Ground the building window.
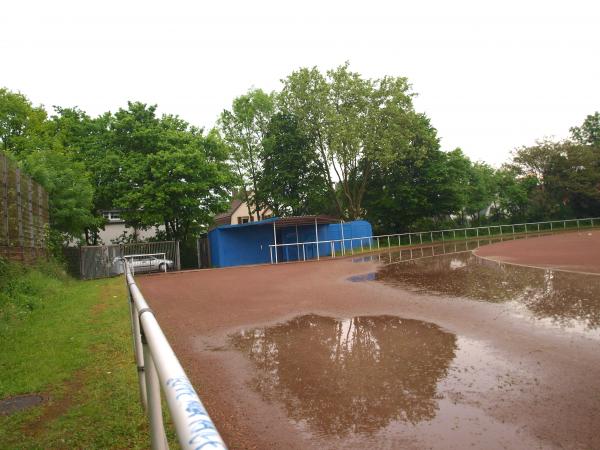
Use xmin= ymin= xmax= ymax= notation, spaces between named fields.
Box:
xmin=238 ymin=216 xmax=250 ymax=224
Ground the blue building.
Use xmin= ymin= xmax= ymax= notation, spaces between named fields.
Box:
xmin=208 ymin=216 xmax=373 ymax=268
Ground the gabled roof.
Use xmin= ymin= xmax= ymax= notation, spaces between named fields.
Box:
xmin=214 ymin=198 xmax=244 ymax=220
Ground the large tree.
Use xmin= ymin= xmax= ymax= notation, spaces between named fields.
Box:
xmin=219 ymin=89 xmax=274 ymax=219
xmin=258 ymin=113 xmax=331 ymax=216
xmin=278 ymin=63 xmax=434 ymax=220
xmin=112 ymin=103 xmax=234 ymax=241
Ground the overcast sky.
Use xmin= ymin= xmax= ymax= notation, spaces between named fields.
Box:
xmin=2 ymin=0 xmax=599 ymax=166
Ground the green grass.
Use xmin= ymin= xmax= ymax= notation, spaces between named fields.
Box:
xmin=0 ymin=258 xmax=175 ymax=449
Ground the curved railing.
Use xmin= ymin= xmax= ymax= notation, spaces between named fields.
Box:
xmin=120 ymin=258 xmax=227 ymax=450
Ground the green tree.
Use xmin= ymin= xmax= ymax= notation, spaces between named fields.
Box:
xmin=46 ymin=107 xmax=114 ymax=244
xmin=0 ymin=88 xmax=48 ymax=156
xmin=570 ymin=112 xmax=600 ymax=146
xmin=279 ymin=63 xmax=433 ymax=220
xmin=219 ymin=89 xmax=275 ymax=219
xmin=110 ymin=103 xmax=234 ymax=240
xmin=0 ymin=89 xmax=97 ymax=243
xmin=464 ymin=162 xmax=497 ymax=224
xmin=258 ymin=113 xmax=331 ymax=216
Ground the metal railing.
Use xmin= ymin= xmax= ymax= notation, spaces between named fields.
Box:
xmin=269 ymin=217 xmax=600 ymax=264
xmin=120 ymin=258 xmax=227 ymax=450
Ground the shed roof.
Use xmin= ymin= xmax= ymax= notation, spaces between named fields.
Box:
xmin=214 ymin=215 xmax=340 ymax=230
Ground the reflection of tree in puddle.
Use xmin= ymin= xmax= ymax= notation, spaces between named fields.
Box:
xmin=376 ymin=252 xmax=600 ymax=329
xmin=230 ymin=315 xmax=457 ymax=436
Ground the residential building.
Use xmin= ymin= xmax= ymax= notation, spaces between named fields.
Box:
xmin=213 ymin=197 xmax=272 ymax=227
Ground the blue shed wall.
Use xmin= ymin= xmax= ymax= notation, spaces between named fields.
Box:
xmin=209 ymin=219 xmax=372 ymax=268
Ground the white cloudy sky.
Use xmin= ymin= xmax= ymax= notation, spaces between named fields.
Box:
xmin=1 ymin=0 xmax=599 ymax=166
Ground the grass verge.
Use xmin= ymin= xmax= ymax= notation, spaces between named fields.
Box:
xmin=0 ymin=258 xmax=175 ymax=449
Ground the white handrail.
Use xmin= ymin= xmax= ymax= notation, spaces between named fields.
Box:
xmin=268 ymin=217 xmax=599 ymax=264
xmin=121 ymin=258 xmax=227 ymax=450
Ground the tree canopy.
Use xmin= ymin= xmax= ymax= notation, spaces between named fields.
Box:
xmin=2 ymin=65 xmax=599 ymax=250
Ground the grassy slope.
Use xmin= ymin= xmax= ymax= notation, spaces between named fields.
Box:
xmin=0 ymin=260 xmax=172 ymax=449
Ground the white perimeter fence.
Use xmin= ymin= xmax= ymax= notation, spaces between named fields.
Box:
xmin=120 ymin=258 xmax=227 ymax=450
xmin=269 ymin=217 xmax=600 ymax=264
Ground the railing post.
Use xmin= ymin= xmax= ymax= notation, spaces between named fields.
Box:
xmin=577 ymin=219 xmax=580 ymax=229
xmin=128 ymin=288 xmax=147 ymax=409
xmin=409 ymin=234 xmax=412 ymax=246
xmin=551 ymin=222 xmax=553 ymax=230
xmin=143 ymin=338 xmax=168 ymax=450
xmin=538 ymin=223 xmax=540 ymax=232
xmin=419 ymin=233 xmax=422 ymax=244
xmin=387 ymin=236 xmax=391 ymax=248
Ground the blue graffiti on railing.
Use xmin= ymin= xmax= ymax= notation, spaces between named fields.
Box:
xmin=166 ymin=377 xmax=227 ymax=450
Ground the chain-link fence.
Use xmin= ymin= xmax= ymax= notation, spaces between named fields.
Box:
xmin=65 ymin=241 xmax=181 ymax=280
xmin=1 ymin=153 xmax=49 ymax=262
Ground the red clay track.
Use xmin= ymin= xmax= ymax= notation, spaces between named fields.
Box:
xmin=137 ymin=231 xmax=600 ymax=449
xmin=474 ymin=230 xmax=600 ymax=273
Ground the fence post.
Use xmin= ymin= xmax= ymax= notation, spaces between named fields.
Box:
xmin=142 ymin=339 xmax=168 ymax=450
xmin=175 ymin=241 xmax=181 ymax=270
xmin=128 ymin=289 xmax=147 ymax=408
xmin=196 ymin=239 xmax=201 ymax=269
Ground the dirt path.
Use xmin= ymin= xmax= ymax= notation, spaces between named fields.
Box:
xmin=138 ymin=235 xmax=600 ymax=449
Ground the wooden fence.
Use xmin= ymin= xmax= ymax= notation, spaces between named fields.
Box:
xmin=0 ymin=153 xmax=49 ymax=262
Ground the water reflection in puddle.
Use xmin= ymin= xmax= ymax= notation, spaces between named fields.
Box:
xmin=230 ymin=315 xmax=531 ymax=445
xmin=231 ymin=315 xmax=457 ymax=436
xmin=357 ymin=249 xmax=600 ymax=331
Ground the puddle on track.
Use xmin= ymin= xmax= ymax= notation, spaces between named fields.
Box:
xmin=349 ymin=237 xmax=600 ymax=333
xmin=230 ymin=315 xmax=537 ymax=447
xmin=371 ymin=251 xmax=600 ymax=333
